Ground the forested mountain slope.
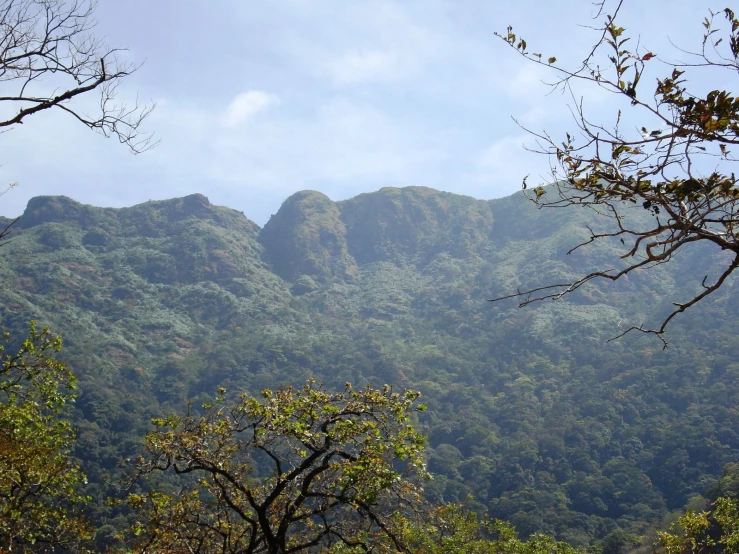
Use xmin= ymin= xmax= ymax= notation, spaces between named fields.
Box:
xmin=1 ymin=186 xmax=738 ymax=547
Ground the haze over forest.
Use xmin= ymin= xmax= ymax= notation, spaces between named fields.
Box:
xmin=3 ymin=0 xmax=739 ymax=552
xmin=2 ymin=187 xmax=739 ymax=549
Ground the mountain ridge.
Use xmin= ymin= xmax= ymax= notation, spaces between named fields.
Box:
xmin=1 ymin=185 xmax=738 ymax=545
xmin=6 ymin=185 xmax=589 ymax=284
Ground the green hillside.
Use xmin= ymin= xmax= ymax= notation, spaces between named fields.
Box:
xmin=1 ymin=186 xmax=738 ymax=548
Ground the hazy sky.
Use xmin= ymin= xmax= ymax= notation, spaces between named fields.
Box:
xmin=0 ymin=0 xmax=723 ymax=225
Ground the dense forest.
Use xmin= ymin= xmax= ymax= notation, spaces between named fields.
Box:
xmin=2 ymin=0 xmax=739 ymax=550
xmin=2 ymin=186 xmax=739 ymax=550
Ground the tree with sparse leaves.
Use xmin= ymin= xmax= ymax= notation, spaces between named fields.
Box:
xmin=0 ymin=322 xmax=91 ymax=553
xmin=127 ymin=382 xmax=428 ymax=554
xmin=492 ymin=1 xmax=739 ymax=346
xmin=0 ymin=0 xmax=155 ymax=240
xmin=0 ymin=0 xmax=155 ymax=151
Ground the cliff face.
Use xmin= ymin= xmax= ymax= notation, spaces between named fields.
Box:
xmin=6 ymin=186 xmax=700 ymax=294
xmin=259 ymin=190 xmax=358 ymax=283
xmin=258 ymin=186 xmax=497 ymax=283
xmin=4 ymin=186 xmax=691 ymax=299
xmin=10 ymin=187 xmax=617 ymax=290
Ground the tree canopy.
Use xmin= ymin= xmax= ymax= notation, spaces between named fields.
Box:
xmin=128 ymin=382 xmax=428 ymax=554
xmin=0 ymin=322 xmax=91 ymax=552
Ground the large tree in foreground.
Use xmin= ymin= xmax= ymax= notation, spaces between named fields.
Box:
xmin=658 ymin=497 xmax=739 ymax=554
xmin=128 ymin=383 xmax=428 ymax=554
xmin=0 ymin=322 xmax=91 ymax=552
xmin=492 ymin=1 xmax=739 ymax=346
xmin=357 ymin=504 xmax=584 ymax=554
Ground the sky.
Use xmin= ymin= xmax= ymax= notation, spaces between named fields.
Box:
xmin=0 ymin=0 xmax=724 ymax=226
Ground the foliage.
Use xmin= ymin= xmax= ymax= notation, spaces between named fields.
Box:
xmin=128 ymin=382 xmax=428 ymax=553
xmin=658 ymin=497 xmax=739 ymax=554
xmin=382 ymin=503 xmax=584 ymax=554
xmin=1 ymin=321 xmax=73 ymax=406
xmin=708 ymin=464 xmax=739 ymax=502
xmin=0 ymin=322 xmax=91 ymax=552
xmin=495 ymin=2 xmax=739 ymax=345
xmin=3 ymin=188 xmax=739 ymax=545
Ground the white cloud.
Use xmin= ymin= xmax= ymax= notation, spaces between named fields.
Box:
xmin=479 ymin=135 xmax=531 ymax=170
xmin=221 ymin=91 xmax=279 ymax=128
xmin=1 ymin=0 xmax=715 ymax=226
xmin=206 ymin=98 xmax=444 ymax=192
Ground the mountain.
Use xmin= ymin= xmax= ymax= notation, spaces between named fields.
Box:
xmin=1 ymin=186 xmax=738 ymax=547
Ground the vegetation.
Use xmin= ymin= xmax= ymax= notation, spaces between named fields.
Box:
xmin=1 ymin=187 xmax=738 ymax=550
xmin=127 ymin=383 xmax=428 ymax=553
xmin=495 ymin=2 xmax=739 ymax=345
xmin=0 ymin=323 xmax=90 ymax=552
xmin=374 ymin=504 xmax=585 ymax=554
xmin=1 ymin=2 xmax=739 ymax=552
xmin=658 ymin=497 xmax=739 ymax=554
xmin=0 ymin=1 xmax=152 ymax=549
xmin=657 ymin=464 xmax=739 ymax=554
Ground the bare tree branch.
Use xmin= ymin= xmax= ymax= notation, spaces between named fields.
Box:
xmin=0 ymin=0 xmax=156 ymax=156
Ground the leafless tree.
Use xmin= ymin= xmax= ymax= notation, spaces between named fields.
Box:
xmin=0 ymin=0 xmax=156 ymax=239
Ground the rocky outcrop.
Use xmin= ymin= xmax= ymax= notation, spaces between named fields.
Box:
xmin=259 ymin=191 xmax=358 ymax=283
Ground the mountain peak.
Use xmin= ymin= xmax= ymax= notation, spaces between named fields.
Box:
xmin=284 ymin=190 xmax=332 ymax=203
xmin=260 ymin=189 xmax=358 ymax=283
xmin=138 ymin=193 xmax=215 ymax=221
xmin=20 ymin=195 xmax=86 ymax=227
xmin=339 ymin=186 xmax=495 ymax=264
